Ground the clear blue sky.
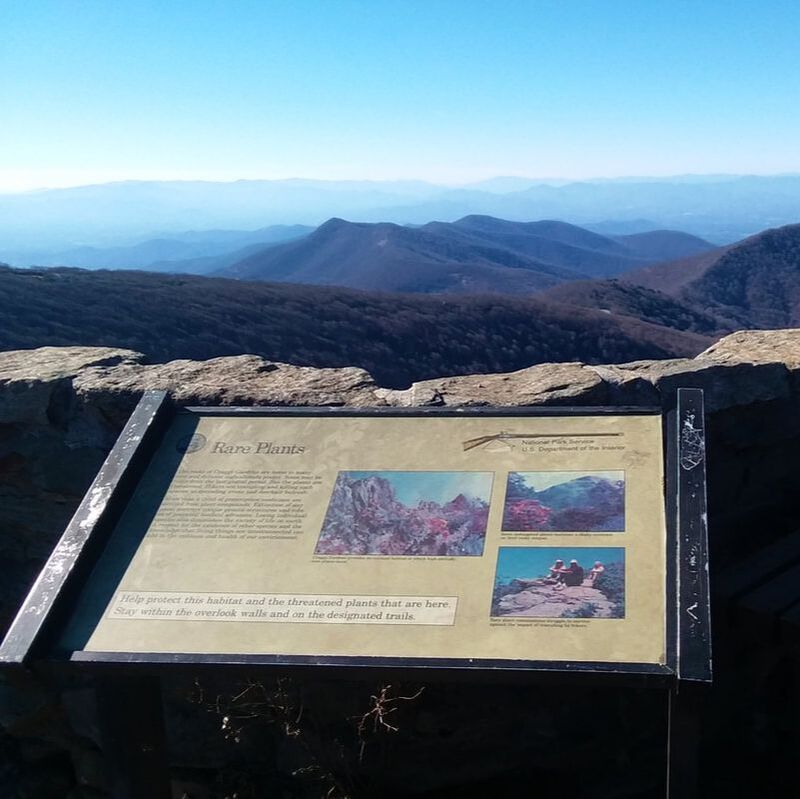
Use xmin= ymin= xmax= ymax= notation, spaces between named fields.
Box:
xmin=2 ymin=1 xmax=800 ymax=190
xmin=346 ymin=471 xmax=492 ymax=506
xmin=514 ymin=471 xmax=623 ymax=491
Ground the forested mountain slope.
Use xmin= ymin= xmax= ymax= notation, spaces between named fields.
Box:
xmin=626 ymin=223 xmax=800 ymax=328
xmin=0 ymin=266 xmax=712 ymax=388
xmin=541 ymin=280 xmax=727 ymax=335
xmin=218 ymin=216 xmax=713 ymax=293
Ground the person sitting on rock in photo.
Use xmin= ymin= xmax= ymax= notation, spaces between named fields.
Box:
xmin=546 ymin=559 xmax=565 ymax=583
xmin=588 ymin=561 xmax=605 ymax=584
xmin=560 ymin=559 xmax=585 ymax=587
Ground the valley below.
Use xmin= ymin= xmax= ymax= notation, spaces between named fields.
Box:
xmin=3 ymin=214 xmax=798 ymax=388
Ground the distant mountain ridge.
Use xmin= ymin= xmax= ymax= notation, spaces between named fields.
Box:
xmin=5 ymin=224 xmax=312 ymax=271
xmin=3 ymin=174 xmax=800 ymax=251
xmin=218 ymin=215 xmax=714 ymax=293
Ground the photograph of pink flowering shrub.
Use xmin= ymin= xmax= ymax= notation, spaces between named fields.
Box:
xmin=315 ymin=471 xmax=493 ymax=556
xmin=502 ymin=471 xmax=625 ymax=532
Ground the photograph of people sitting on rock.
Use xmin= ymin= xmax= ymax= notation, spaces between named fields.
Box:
xmin=501 ymin=471 xmax=625 ymax=532
xmin=491 ymin=547 xmax=625 ymax=618
xmin=314 ymin=470 xmax=492 ymax=556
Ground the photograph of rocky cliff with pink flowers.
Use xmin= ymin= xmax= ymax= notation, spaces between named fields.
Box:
xmin=315 ymin=471 xmax=493 ymax=556
xmin=502 ymin=471 xmax=625 ymax=532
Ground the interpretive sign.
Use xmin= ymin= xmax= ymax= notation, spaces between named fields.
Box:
xmin=51 ymin=408 xmax=669 ymax=669
xmin=0 ymin=392 xmax=712 ymax=799
xmin=1 ymin=392 xmax=711 ymax=683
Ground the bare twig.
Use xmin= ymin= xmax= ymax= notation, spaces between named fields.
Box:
xmin=354 ymin=684 xmax=425 ymax=761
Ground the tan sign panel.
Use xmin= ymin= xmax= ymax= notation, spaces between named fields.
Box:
xmin=63 ymin=413 xmax=666 ymax=665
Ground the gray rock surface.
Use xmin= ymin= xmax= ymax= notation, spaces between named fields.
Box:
xmin=4 ymin=327 xmax=795 ymax=423
xmin=0 ymin=346 xmax=143 ymax=384
xmin=383 ymin=362 xmax=607 ymax=407
xmin=495 ymin=579 xmax=615 ymax=618
xmin=699 ymin=329 xmax=800 ymax=368
xmin=74 ymin=355 xmax=380 ymax=408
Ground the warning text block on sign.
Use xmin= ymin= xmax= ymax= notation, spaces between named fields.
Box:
xmin=109 ymin=591 xmax=458 ymax=626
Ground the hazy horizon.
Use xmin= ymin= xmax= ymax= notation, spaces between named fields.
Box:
xmin=3 ymin=2 xmax=799 ymax=193
xmin=3 ymin=3 xmax=800 ymax=252
xmin=4 ymin=170 xmax=800 ymax=196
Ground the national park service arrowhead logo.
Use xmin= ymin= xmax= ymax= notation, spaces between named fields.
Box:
xmin=176 ymin=433 xmax=207 ymax=454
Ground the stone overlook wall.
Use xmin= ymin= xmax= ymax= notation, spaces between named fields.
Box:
xmin=2 ymin=330 xmax=800 ymax=798
xmin=2 ymin=329 xmax=798 ymax=624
